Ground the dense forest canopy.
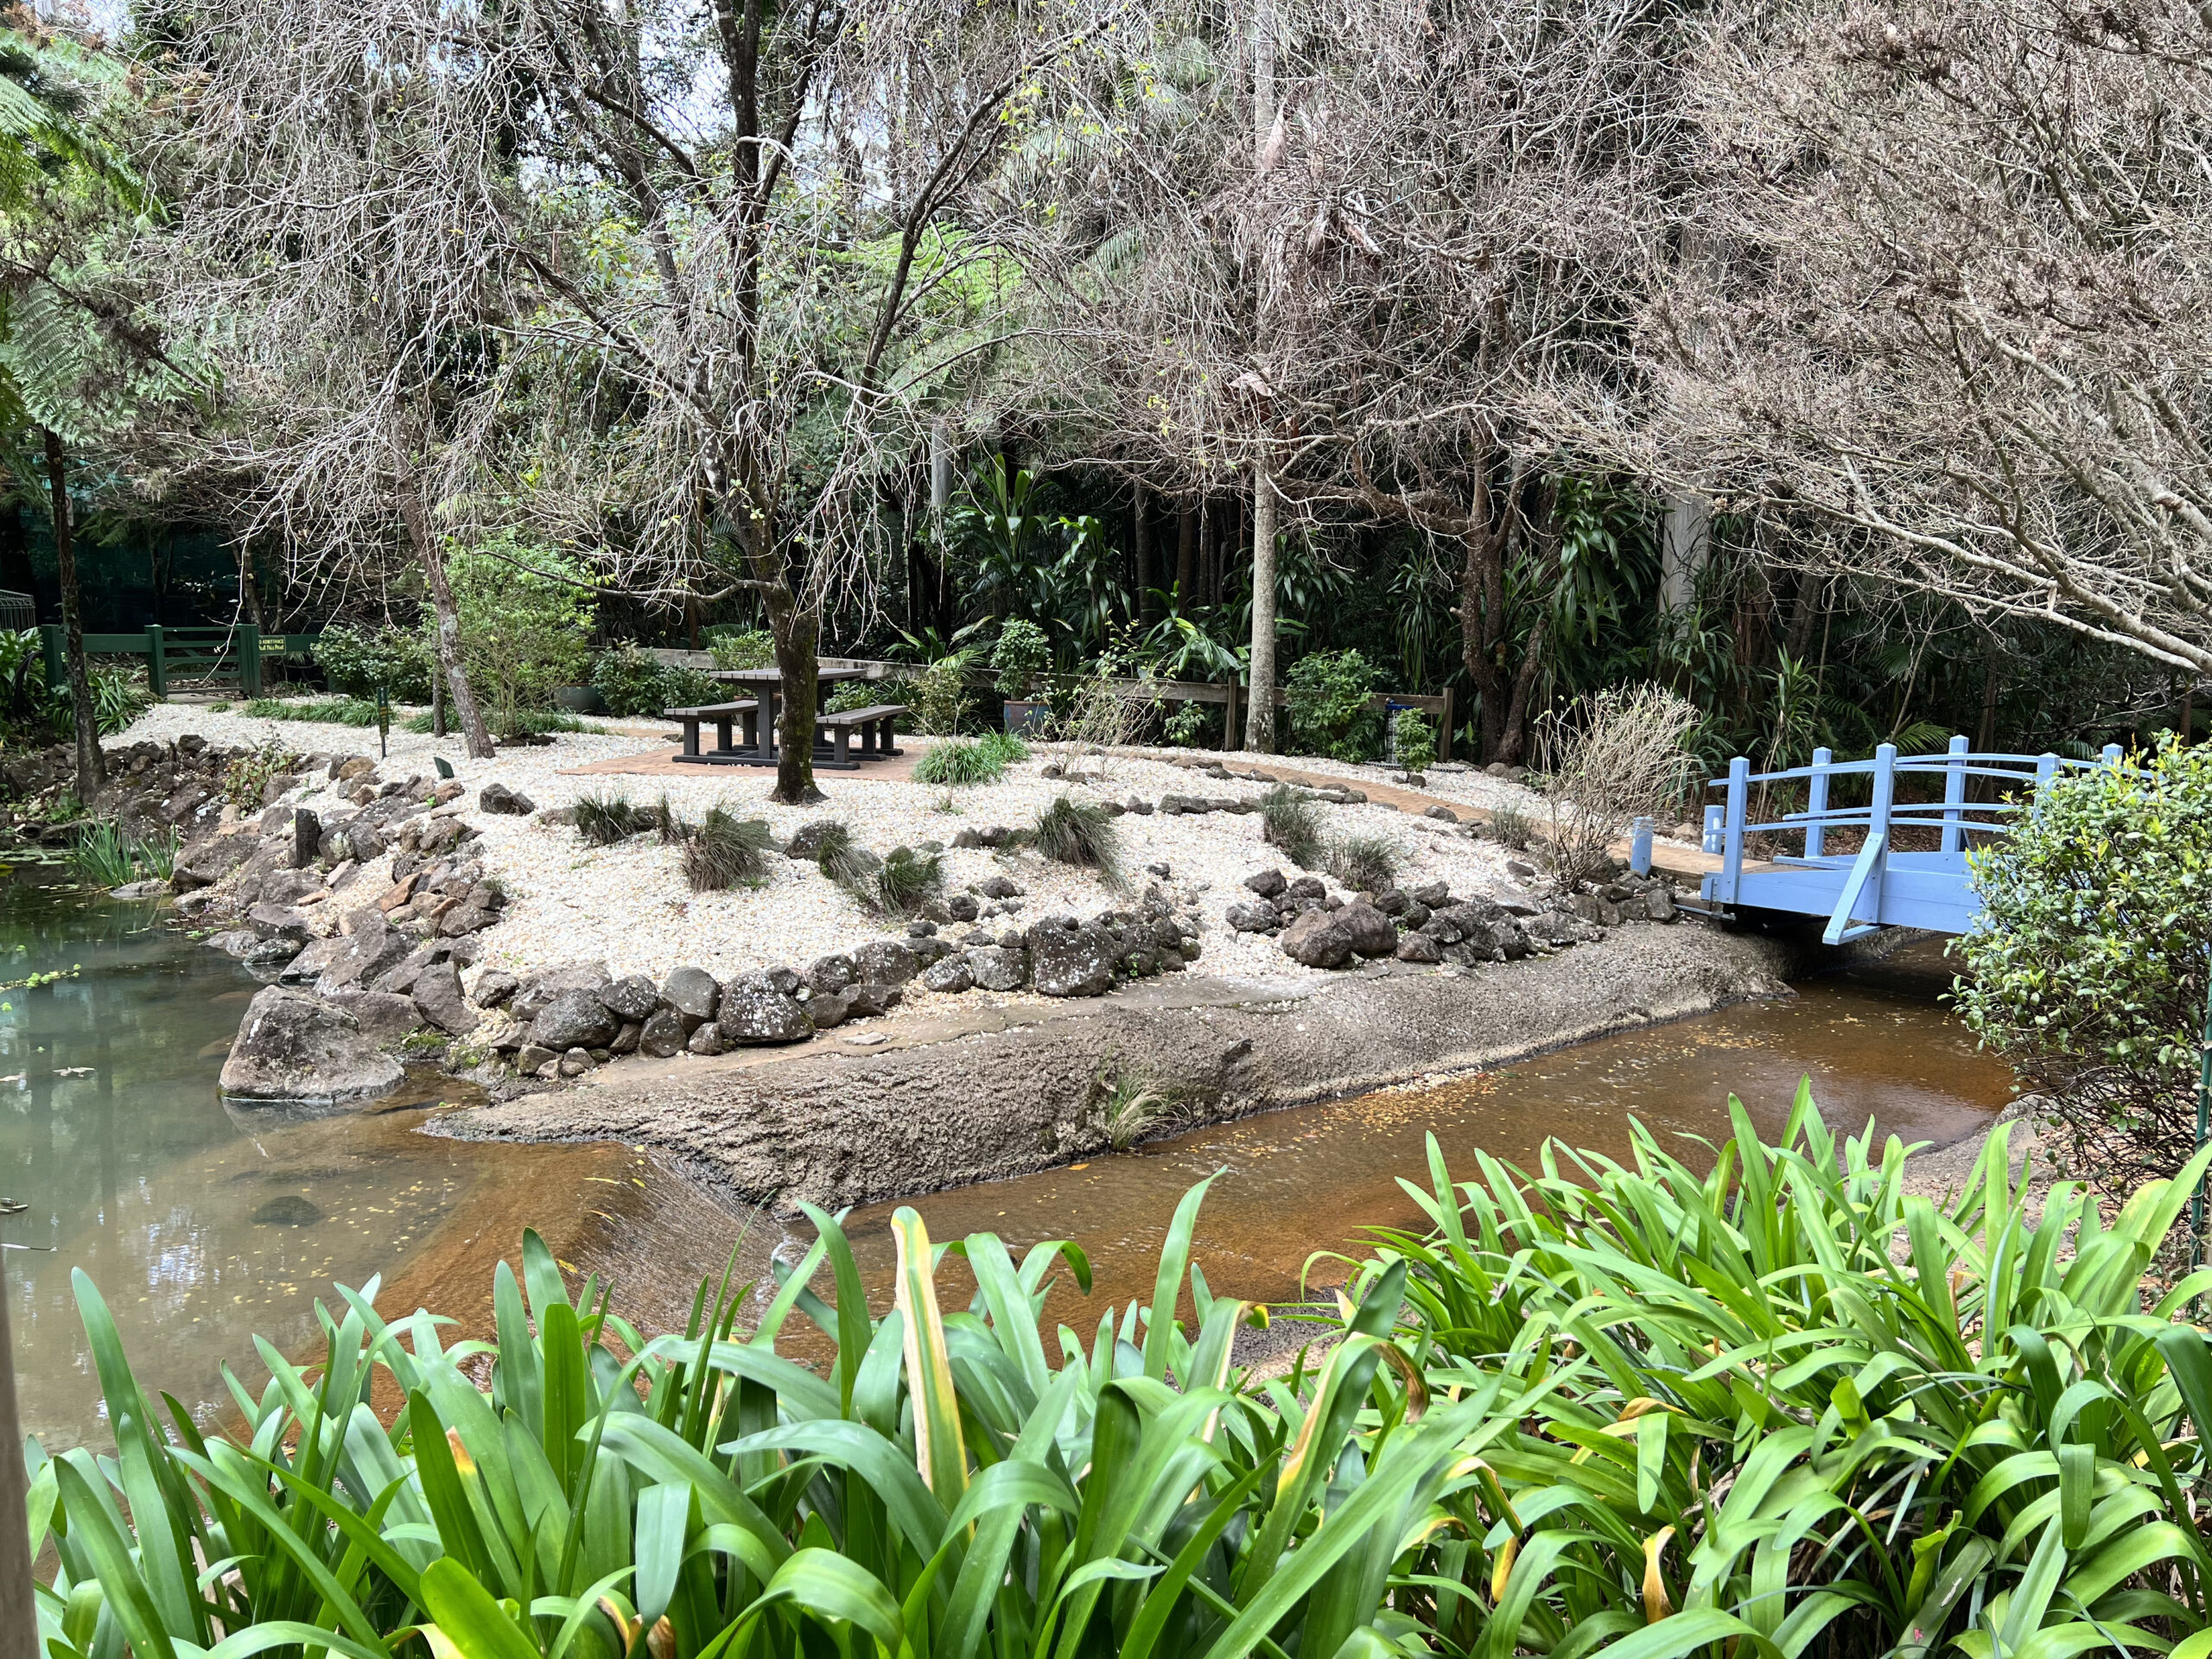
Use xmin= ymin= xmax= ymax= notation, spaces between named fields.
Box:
xmin=3 ymin=0 xmax=2206 ymax=777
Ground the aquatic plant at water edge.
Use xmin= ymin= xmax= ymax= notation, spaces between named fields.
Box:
xmin=1329 ymin=1090 xmax=2212 ymax=1659
xmin=1259 ymin=783 xmax=1322 ymax=867
xmin=683 ymin=805 xmax=774 ymax=890
xmin=68 ymin=820 xmax=175 ymax=886
xmin=1092 ymin=1065 xmax=1178 ymax=1149
xmin=574 ymin=791 xmax=645 ymax=846
xmin=1954 ymin=730 xmax=2212 ymax=1199
xmin=1322 ymin=832 xmax=1396 ymax=893
xmin=1029 ymin=791 xmax=1119 ymax=879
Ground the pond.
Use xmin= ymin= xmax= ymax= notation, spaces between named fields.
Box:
xmin=3 ymin=880 xmax=2012 ymax=1446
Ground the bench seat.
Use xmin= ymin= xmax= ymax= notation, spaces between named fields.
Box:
xmin=816 ymin=703 xmax=906 ymax=763
xmin=665 ymin=699 xmax=760 ymax=759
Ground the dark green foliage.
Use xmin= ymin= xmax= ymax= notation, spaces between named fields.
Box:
xmin=588 ymin=640 xmax=702 ymax=717
xmin=1954 ymin=733 xmax=2212 ymax=1197
xmin=705 ymin=626 xmax=775 ymax=670
xmin=1284 ymin=648 xmax=1380 ymax=760
xmin=992 ymin=617 xmax=1050 ymax=697
xmin=683 ymin=805 xmax=775 ymax=890
xmin=313 ymin=622 xmax=433 ymax=702
xmin=241 ymin=696 xmax=381 ymax=727
xmin=1030 ymin=792 xmax=1119 ymax=879
xmin=1323 ymin=833 xmax=1396 ymax=893
xmin=649 ymin=791 xmax=688 ymax=843
xmin=70 ymin=820 xmax=174 ymax=886
xmin=575 ymin=791 xmax=645 ymax=846
xmin=1260 ymin=784 xmax=1322 ymax=868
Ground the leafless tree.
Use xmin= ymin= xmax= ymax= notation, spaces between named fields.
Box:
xmin=1643 ymin=0 xmax=2212 ymax=678
xmin=1027 ymin=0 xmax=1688 ymax=762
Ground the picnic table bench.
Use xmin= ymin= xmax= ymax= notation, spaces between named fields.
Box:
xmin=666 ymin=700 xmax=760 ymax=761
xmin=816 ymin=704 xmax=906 ymax=764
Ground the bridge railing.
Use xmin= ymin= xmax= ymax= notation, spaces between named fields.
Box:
xmin=1706 ymin=734 xmax=2129 ymax=917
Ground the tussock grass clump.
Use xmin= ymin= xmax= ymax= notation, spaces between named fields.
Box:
xmin=914 ymin=730 xmax=1028 ymax=786
xmin=240 ymin=696 xmax=382 ymax=728
xmin=1491 ymin=801 xmax=1534 ymax=851
xmin=683 ymin=806 xmax=775 ymax=890
xmin=1260 ymin=785 xmax=1323 ymax=868
xmin=1030 ymin=793 xmax=1120 ymax=880
xmin=869 ymin=845 xmax=945 ymax=915
xmin=808 ymin=820 xmax=882 ymax=892
xmin=649 ymin=792 xmax=689 ymax=844
xmin=1323 ymin=834 xmax=1398 ymax=894
xmin=575 ymin=791 xmax=645 ymax=846
xmin=1093 ymin=1066 xmax=1179 ymax=1150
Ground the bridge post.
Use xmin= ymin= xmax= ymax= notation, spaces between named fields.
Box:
xmin=1630 ymin=817 xmax=1653 ymax=876
xmin=1866 ymin=742 xmax=1897 ymax=922
xmin=1941 ymin=734 xmax=1967 ymax=855
xmin=1806 ymin=747 xmax=1832 ymax=858
xmin=1702 ymin=804 xmax=1724 ymax=855
xmin=1720 ymin=756 xmax=1748 ymax=904
xmin=2101 ymin=742 xmax=2123 ymax=768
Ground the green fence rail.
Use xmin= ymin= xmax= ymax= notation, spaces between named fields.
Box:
xmin=39 ymin=624 xmax=321 ymax=698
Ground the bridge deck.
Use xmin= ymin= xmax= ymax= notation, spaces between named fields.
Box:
xmin=1691 ymin=737 xmax=2123 ymax=942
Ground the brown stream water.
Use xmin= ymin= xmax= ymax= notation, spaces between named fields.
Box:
xmin=6 ymin=907 xmax=2012 ymax=1448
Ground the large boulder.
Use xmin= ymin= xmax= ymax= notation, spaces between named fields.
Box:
xmin=716 ymin=975 xmax=813 ymax=1045
xmin=219 ymin=986 xmax=406 ymax=1104
xmin=1281 ymin=907 xmax=1358 ymax=969
xmin=245 ymin=903 xmax=312 ymax=945
xmin=533 ymin=988 xmax=620 ymax=1052
xmin=853 ymin=940 xmax=918 ymax=986
xmin=411 ymin=962 xmax=481 ymax=1036
xmin=966 ymin=946 xmax=1027 ymax=992
xmin=1026 ymin=921 xmax=1116 ymax=998
xmin=602 ymin=974 xmax=660 ymax=1023
xmin=171 ymin=834 xmax=253 ymax=891
xmin=660 ymin=966 xmax=721 ymax=1027
xmin=480 ymin=782 xmax=535 ymax=816
xmin=277 ymin=935 xmax=346 ymax=986
xmin=922 ymin=956 xmax=975 ymax=995
xmin=638 ymin=1007 xmax=689 ymax=1058
xmin=313 ymin=912 xmax=414 ymax=997
xmin=321 ymin=988 xmax=424 ymax=1044
xmin=512 ymin=961 xmax=613 ymax=1023
xmin=1338 ymin=901 xmax=1400 ymax=959
xmin=804 ymin=953 xmax=856 ymax=996
xmin=1225 ymin=901 xmax=1276 ymax=933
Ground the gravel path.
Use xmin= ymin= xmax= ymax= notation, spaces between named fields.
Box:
xmin=122 ymin=702 xmax=1538 ymax=986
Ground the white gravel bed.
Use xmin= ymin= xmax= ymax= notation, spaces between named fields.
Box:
xmin=121 ymin=702 xmax=1542 ymax=988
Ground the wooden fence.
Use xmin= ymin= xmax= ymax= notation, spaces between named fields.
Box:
xmin=42 ymin=624 xmax=321 ymax=698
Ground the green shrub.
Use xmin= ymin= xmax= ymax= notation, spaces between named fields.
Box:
xmin=683 ymin=804 xmax=775 ymax=890
xmin=1260 ymin=783 xmax=1322 ymax=867
xmin=992 ymin=617 xmax=1050 ymax=698
xmin=1322 ymin=833 xmax=1396 ymax=893
xmin=1283 ymin=647 xmax=1379 ymax=760
xmin=314 ymin=621 xmax=433 ymax=702
xmin=1338 ymin=1095 xmax=2212 ymax=1659
xmin=1955 ymin=732 xmax=2212 ymax=1198
xmin=1491 ymin=799 xmax=1534 ymax=849
xmin=240 ymin=696 xmax=381 ymax=727
xmin=1030 ymin=792 xmax=1119 ymax=880
xmin=575 ymin=791 xmax=645 ymax=845
xmin=1390 ymin=708 xmax=1436 ymax=772
xmin=590 ymin=640 xmax=678 ymax=716
xmin=220 ymin=732 xmax=294 ymax=812
xmin=441 ymin=531 xmax=594 ymax=737
xmin=705 ymin=626 xmax=775 ymax=671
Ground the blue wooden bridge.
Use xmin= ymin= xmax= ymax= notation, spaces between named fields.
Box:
xmin=1693 ymin=737 xmax=2122 ymax=944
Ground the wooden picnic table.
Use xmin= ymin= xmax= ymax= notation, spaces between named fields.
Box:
xmin=704 ymin=666 xmax=870 ymax=767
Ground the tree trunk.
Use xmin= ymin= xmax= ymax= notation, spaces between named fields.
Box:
xmin=400 ymin=491 xmax=493 ymax=759
xmin=1134 ymin=482 xmax=1155 ymax=625
xmin=1457 ymin=456 xmax=1544 ymax=766
xmin=1246 ymin=470 xmax=1278 ymax=753
xmin=1175 ymin=499 xmax=1197 ymax=607
xmin=767 ymin=589 xmax=823 ymax=805
xmin=41 ymin=429 xmax=104 ymax=792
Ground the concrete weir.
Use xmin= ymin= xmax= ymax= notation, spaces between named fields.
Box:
xmin=437 ymin=922 xmax=1802 ymax=1213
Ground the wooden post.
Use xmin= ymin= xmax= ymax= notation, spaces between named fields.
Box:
xmin=39 ymin=624 xmax=62 ymax=693
xmin=1806 ymin=746 xmax=1831 ymax=859
xmin=1222 ymin=681 xmax=1239 ymax=753
xmin=145 ymin=623 xmax=167 ymax=698
xmin=1720 ymin=755 xmax=1749 ymax=904
xmin=1941 ymin=734 xmax=1968 ymax=855
xmin=1437 ymin=687 xmax=1453 ymax=763
xmin=241 ymin=622 xmax=263 ymax=696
